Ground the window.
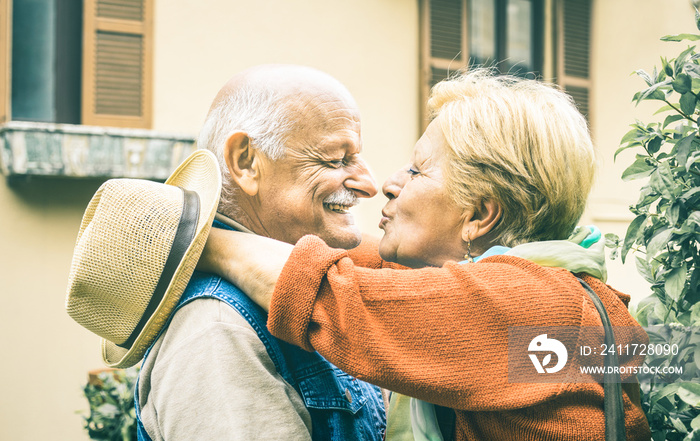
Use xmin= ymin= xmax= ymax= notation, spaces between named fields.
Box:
xmin=555 ymin=0 xmax=592 ymax=122
xmin=421 ymin=0 xmax=545 ymax=117
xmin=1 ymin=0 xmax=152 ymax=128
xmin=420 ymin=0 xmax=591 ymax=125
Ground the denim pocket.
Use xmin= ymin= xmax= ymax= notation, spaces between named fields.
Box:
xmin=296 ymin=365 xmax=368 ymax=414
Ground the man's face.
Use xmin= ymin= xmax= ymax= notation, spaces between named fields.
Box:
xmin=255 ymin=96 xmax=378 ymax=249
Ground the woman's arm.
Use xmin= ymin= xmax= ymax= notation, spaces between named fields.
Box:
xmin=197 ymin=229 xmax=643 ymax=411
xmin=197 ymin=227 xmax=293 ymax=311
xmin=197 ymin=229 xmax=400 ymax=311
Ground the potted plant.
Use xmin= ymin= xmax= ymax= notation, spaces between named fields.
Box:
xmin=82 ymin=367 xmax=140 ymax=441
xmin=611 ymin=14 xmax=700 ymax=440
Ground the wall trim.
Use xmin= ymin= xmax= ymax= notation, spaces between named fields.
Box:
xmin=0 ymin=121 xmax=196 ymax=180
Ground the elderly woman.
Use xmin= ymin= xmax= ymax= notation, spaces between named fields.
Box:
xmin=199 ymin=69 xmax=651 ymax=440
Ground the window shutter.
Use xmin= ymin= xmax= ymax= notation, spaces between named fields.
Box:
xmin=0 ymin=0 xmax=9 ymax=123
xmin=556 ymin=0 xmax=592 ymax=123
xmin=421 ymin=0 xmax=467 ymax=128
xmin=82 ymin=0 xmax=152 ymax=128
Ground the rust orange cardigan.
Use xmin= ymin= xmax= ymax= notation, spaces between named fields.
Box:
xmin=267 ymin=235 xmax=651 ymax=441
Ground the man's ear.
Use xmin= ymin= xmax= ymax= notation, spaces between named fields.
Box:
xmin=461 ymin=199 xmax=502 ymax=243
xmin=223 ymin=132 xmax=261 ymax=196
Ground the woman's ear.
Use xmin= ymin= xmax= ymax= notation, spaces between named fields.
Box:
xmin=223 ymin=132 xmax=261 ymax=196
xmin=461 ymin=199 xmax=502 ymax=243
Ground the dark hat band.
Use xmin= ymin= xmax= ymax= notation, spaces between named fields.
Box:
xmin=118 ymin=188 xmax=200 ymax=349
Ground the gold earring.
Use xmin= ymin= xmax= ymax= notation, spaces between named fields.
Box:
xmin=464 ymin=236 xmax=474 ymax=263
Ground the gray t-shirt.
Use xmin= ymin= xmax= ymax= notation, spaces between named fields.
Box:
xmin=138 ymin=297 xmax=313 ymax=440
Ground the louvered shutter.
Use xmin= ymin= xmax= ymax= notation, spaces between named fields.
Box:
xmin=557 ymin=0 xmax=592 ymax=123
xmin=82 ymin=0 xmax=152 ymax=128
xmin=421 ymin=0 xmax=467 ymax=128
xmin=0 ymin=0 xmax=9 ymax=123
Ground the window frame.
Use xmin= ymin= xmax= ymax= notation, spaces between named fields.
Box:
xmin=0 ymin=0 xmax=10 ymax=124
xmin=82 ymin=0 xmax=153 ymax=128
xmin=420 ymin=0 xmax=545 ymax=128
xmin=0 ymin=0 xmax=153 ymax=129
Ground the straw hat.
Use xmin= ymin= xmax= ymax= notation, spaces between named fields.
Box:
xmin=65 ymin=149 xmax=221 ymax=368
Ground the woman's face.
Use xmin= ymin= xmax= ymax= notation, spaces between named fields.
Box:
xmin=378 ymin=120 xmax=469 ymax=268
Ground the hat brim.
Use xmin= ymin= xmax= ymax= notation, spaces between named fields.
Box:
xmin=102 ymin=149 xmax=221 ymax=368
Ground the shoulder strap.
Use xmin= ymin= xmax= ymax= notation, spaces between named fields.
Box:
xmin=577 ymin=278 xmax=627 ymax=441
xmin=434 ymin=404 xmax=456 ymax=441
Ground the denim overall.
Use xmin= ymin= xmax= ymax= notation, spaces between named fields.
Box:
xmin=135 ymin=234 xmax=386 ymax=441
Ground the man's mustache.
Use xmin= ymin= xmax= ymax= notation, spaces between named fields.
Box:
xmin=323 ymin=189 xmax=358 ymax=207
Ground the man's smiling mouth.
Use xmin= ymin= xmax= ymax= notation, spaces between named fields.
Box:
xmin=324 ymin=203 xmax=351 ymax=214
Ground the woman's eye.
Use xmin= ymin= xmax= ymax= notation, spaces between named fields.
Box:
xmin=407 ymin=167 xmax=420 ymax=176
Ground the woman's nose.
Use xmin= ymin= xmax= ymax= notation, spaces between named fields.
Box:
xmin=382 ymin=167 xmax=408 ymax=200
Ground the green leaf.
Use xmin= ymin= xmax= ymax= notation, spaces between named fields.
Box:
xmin=664 ymin=263 xmax=688 ymax=301
xmin=674 ymin=73 xmax=693 ymax=94
xmin=687 ymin=64 xmax=700 ymax=80
xmin=691 ymin=302 xmax=700 ymax=326
xmin=621 ymin=214 xmax=647 ymax=262
xmin=654 ymin=299 xmax=669 ymax=322
xmin=622 ymin=157 xmax=655 ymax=181
xmin=664 ymin=114 xmax=685 ymax=128
xmin=661 ymin=34 xmax=700 ymax=42
xmin=663 ymin=56 xmax=674 ymax=76
xmin=636 ymin=80 xmax=672 ymax=105
xmin=636 ymin=255 xmax=655 ymax=283
xmin=676 ymin=134 xmax=697 ymax=167
xmin=615 ymin=143 xmax=642 ymax=161
xmin=686 ymin=150 xmax=700 ymax=172
xmin=681 ymin=186 xmax=700 ymax=203
xmin=667 ymin=199 xmax=682 ymax=226
xmin=687 ymin=212 xmax=700 ymax=229
xmin=681 ymin=91 xmax=698 ymax=115
xmin=647 ymin=136 xmax=663 ymax=154
xmin=691 ymin=414 xmax=700 ymax=431
xmin=651 ymin=383 xmax=681 ymax=405
xmin=649 ymin=161 xmax=675 ymax=199
xmin=636 ymin=185 xmax=660 ymax=207
xmin=678 ymin=382 xmax=700 ymax=406
xmin=620 ymin=126 xmax=642 ymax=145
xmin=636 ymin=69 xmax=654 ymax=86
xmin=655 ymin=104 xmax=676 ymax=115
xmin=672 ymin=417 xmax=689 ymax=434
xmin=604 ymin=232 xmax=620 ymax=247
xmin=647 ymin=228 xmax=673 ymax=258
xmin=677 ymin=46 xmax=699 ymax=76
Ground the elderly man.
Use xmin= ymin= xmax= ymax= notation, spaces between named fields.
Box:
xmin=136 ymin=65 xmax=386 ymax=440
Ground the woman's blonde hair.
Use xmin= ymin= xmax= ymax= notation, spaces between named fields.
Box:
xmin=428 ymin=68 xmax=596 ymax=247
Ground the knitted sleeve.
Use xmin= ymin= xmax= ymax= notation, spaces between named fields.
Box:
xmin=267 ymin=235 xmax=641 ymax=411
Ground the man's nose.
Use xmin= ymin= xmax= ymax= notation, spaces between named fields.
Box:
xmin=345 ymin=157 xmax=378 ymax=198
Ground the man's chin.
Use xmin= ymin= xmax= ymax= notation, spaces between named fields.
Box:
xmin=319 ymin=227 xmax=362 ymax=250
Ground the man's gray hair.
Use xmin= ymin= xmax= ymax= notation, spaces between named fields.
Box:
xmin=197 ymin=86 xmax=295 ymax=215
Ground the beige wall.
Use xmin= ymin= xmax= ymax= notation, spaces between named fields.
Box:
xmin=0 ymin=0 xmax=696 ymax=439
xmin=151 ymin=0 xmax=421 ymax=240
xmin=0 ymin=1 xmax=418 ymax=440
xmin=586 ymin=0 xmax=698 ymax=304
xmin=0 ymin=177 xmax=106 ymax=440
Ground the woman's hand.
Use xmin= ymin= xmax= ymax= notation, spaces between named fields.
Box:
xmin=197 ymin=227 xmax=293 ymax=311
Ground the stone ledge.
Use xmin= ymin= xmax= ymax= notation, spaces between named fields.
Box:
xmin=0 ymin=121 xmax=197 ymax=180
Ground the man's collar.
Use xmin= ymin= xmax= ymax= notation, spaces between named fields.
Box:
xmin=214 ymin=213 xmax=255 ymax=234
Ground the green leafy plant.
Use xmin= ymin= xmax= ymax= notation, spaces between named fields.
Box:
xmin=82 ymin=367 xmax=139 ymax=441
xmin=611 ymin=18 xmax=700 ymax=441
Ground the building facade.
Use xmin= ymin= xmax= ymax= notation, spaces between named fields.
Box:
xmin=0 ymin=0 xmax=696 ymax=439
